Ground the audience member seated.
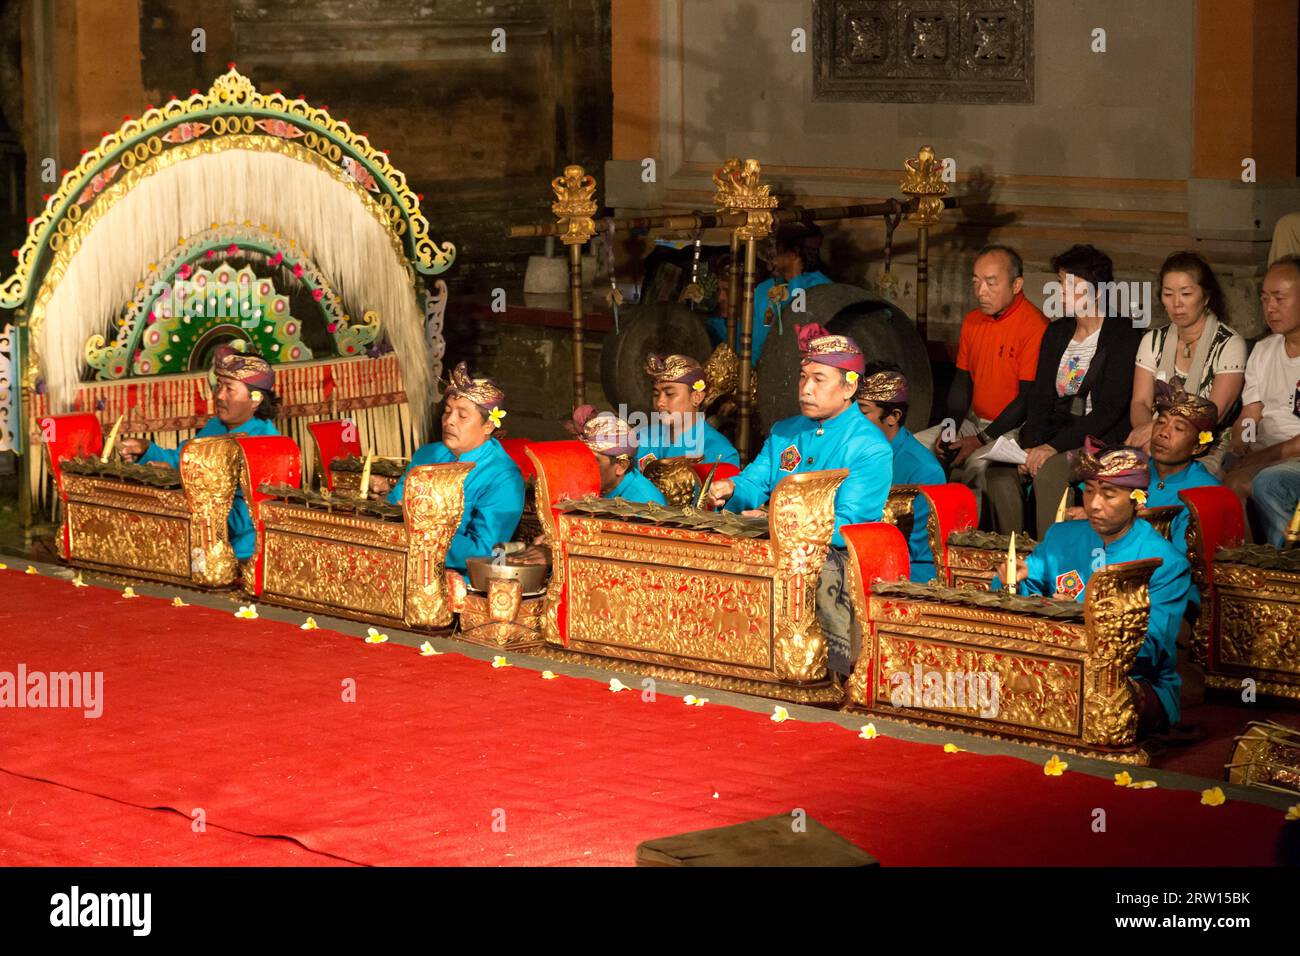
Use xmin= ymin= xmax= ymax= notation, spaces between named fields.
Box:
xmin=985 ymin=244 xmax=1143 ymax=537
xmin=915 ymin=244 xmax=1047 ymax=514
xmin=706 ymin=323 xmax=892 ymax=677
xmin=572 ymin=405 xmax=668 ymax=505
xmin=1223 ymin=255 xmax=1300 ymax=547
xmin=118 ymin=342 xmax=280 ymax=561
xmin=373 ymin=362 xmax=525 ymax=578
xmin=636 ymin=353 xmax=739 ymax=470
xmin=995 ymin=440 xmax=1190 ymax=740
xmin=707 ymin=223 xmax=831 ymax=364
xmin=856 ymin=360 xmax=946 ymax=583
xmin=1126 ymin=251 xmax=1245 ymax=474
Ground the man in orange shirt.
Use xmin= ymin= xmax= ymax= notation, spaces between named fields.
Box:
xmin=915 ymin=245 xmax=1048 ymax=515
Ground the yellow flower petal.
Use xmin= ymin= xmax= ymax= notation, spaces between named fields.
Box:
xmin=0 ymin=562 xmax=7 ymax=570
xmin=364 ymin=627 xmax=388 ymax=644
xmin=683 ymin=695 xmax=708 ymax=706
xmin=419 ymin=641 xmax=442 ymax=656
xmin=540 ymin=670 xmax=557 ymax=679
xmin=171 ymin=596 xmax=189 ymax=607
xmin=1128 ymin=780 xmax=1158 ymax=790
xmin=25 ymin=565 xmax=39 ymax=575
xmin=1113 ymin=771 xmax=1133 ymax=787
xmin=770 ymin=705 xmax=791 ymax=723
xmin=71 ymin=573 xmax=87 ymax=587
xmin=943 ymin=743 xmax=964 ymax=753
xmin=300 ymin=617 xmax=319 ymax=630
xmin=122 ymin=586 xmax=139 ymax=599
xmin=1131 ymin=489 xmax=1147 ymax=505
xmin=608 ymin=678 xmax=629 ymax=692
xmin=234 ymin=604 xmax=258 ymax=618
xmin=859 ymin=723 xmax=878 ymax=740
xmin=1285 ymin=804 xmax=1300 ymax=821
xmin=711 ymin=791 xmax=719 ymax=799
xmin=1200 ymin=786 xmax=1226 ymax=807
xmin=1043 ymin=755 xmax=1068 ymax=776
xmin=492 ymin=655 xmax=511 ymax=669
xmin=1198 ymin=430 xmax=1214 ymax=445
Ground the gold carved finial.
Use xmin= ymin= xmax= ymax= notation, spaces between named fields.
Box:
xmin=901 ymin=145 xmax=947 ymax=226
xmin=209 ymin=66 xmax=258 ymax=106
xmin=713 ymin=157 xmax=778 ymax=240
xmin=551 ymin=165 xmax=598 ymax=245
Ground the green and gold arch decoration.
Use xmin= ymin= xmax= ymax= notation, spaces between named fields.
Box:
xmin=0 ymin=66 xmax=454 ymax=509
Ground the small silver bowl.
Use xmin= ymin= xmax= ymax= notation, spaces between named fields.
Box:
xmin=465 ymin=555 xmax=548 ymax=594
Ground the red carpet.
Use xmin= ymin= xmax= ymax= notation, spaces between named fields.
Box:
xmin=0 ymin=568 xmax=1290 ymax=866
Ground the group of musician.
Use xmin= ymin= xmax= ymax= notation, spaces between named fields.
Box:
xmin=114 ymin=239 xmax=1300 ymax=747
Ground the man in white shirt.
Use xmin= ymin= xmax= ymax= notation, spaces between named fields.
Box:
xmin=1223 ymin=256 xmax=1300 ymax=546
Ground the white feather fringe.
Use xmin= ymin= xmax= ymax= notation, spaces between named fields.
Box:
xmin=39 ymin=148 xmax=433 ymax=436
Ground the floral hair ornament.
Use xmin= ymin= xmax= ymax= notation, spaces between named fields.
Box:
xmin=1131 ymin=489 xmax=1148 ymax=506
xmin=1198 ymin=431 xmax=1214 ymax=446
xmin=488 ymin=407 xmax=506 ymax=427
xmin=691 ymin=379 xmax=706 ymax=392
xmin=846 ymin=370 xmax=860 ymax=386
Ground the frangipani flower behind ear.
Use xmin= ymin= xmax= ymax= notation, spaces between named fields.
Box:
xmin=1198 ymin=430 xmax=1214 ymax=446
xmin=488 ymin=407 xmax=506 ymax=427
xmin=1130 ymin=489 xmax=1147 ymax=506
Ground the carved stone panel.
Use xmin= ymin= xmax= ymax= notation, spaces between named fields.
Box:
xmin=814 ymin=0 xmax=1034 ymax=104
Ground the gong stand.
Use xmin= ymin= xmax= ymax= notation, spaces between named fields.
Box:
xmin=511 ymin=149 xmax=953 ymax=456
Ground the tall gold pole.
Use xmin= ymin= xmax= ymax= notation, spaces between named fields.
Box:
xmin=900 ymin=145 xmax=947 ymax=345
xmin=551 ymin=165 xmax=598 ymax=408
xmin=713 ymin=158 xmax=776 ymax=465
xmin=1285 ymin=500 xmax=1300 ymax=549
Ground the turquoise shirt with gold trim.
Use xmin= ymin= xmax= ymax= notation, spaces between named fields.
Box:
xmin=724 ymin=402 xmax=892 ymax=548
xmin=387 ymin=437 xmax=525 ymax=574
xmin=636 ymin=416 xmax=740 ymax=469
xmin=607 ymin=468 xmax=668 ymax=506
xmin=137 ymin=415 xmax=279 ymax=561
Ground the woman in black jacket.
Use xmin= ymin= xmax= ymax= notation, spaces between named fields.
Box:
xmin=985 ymin=245 xmax=1144 ymax=536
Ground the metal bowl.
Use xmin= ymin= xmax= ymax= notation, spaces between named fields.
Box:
xmin=465 ymin=555 xmax=548 ymax=594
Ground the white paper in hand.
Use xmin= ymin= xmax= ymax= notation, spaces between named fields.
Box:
xmin=972 ymin=434 xmax=1028 ymax=465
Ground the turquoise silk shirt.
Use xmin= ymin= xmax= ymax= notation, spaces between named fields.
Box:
xmin=996 ymin=518 xmax=1190 ymax=725
xmin=706 ymin=270 xmax=833 ymax=365
xmin=1146 ymin=459 xmax=1220 ymax=566
xmin=636 ymin=416 xmax=740 ymax=470
xmin=607 ymin=468 xmax=669 ymax=506
xmin=138 ymin=415 xmax=280 ymax=561
xmin=885 ymin=425 xmax=946 ymax=584
xmin=724 ymin=402 xmax=893 ymax=548
xmin=387 ymin=437 xmax=525 ymax=574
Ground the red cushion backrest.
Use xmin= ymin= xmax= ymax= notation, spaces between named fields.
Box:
xmin=917 ymin=483 xmax=977 ymax=585
xmin=41 ymin=413 xmax=104 ymax=498
xmin=500 ymin=438 xmax=537 ymax=482
xmin=841 ymin=521 xmax=911 ymax=695
xmin=308 ymin=419 xmax=362 ymax=491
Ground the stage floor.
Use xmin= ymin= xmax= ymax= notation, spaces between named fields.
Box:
xmin=0 ymin=561 xmax=1294 ymax=867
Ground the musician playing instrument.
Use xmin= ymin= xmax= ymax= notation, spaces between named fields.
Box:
xmin=636 ymin=354 xmax=739 ymax=471
xmin=572 ymin=405 xmax=668 ymax=504
xmin=117 ymin=342 xmax=280 ymax=561
xmin=856 ymin=361 xmax=946 ymax=583
xmin=707 ymin=323 xmax=892 ymax=676
xmin=995 ymin=440 xmax=1191 ymax=737
xmin=374 ymin=362 xmax=525 ymax=579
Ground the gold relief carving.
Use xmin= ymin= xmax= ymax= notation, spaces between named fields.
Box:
xmin=1079 ymin=561 xmax=1155 ymax=747
xmin=842 ymin=536 xmax=874 ymax=708
xmin=458 ymin=582 xmax=544 ymax=650
xmin=260 ymin=501 xmax=408 ymax=549
xmin=261 ymin=530 xmax=407 ymax=621
xmin=712 ymin=157 xmax=778 ymax=241
xmin=67 ymin=502 xmax=191 ymax=580
xmin=402 ymin=463 xmax=472 ymax=629
xmin=551 ymin=165 xmax=597 ymax=246
xmin=567 ymin=556 xmax=774 ymax=670
xmin=1217 ymin=595 xmax=1300 ymax=678
xmin=901 ymin=145 xmax=947 ymax=226
xmin=873 ymin=634 xmax=1081 ymax=736
xmin=1138 ymin=506 xmax=1179 ymax=541
xmin=179 ymin=437 xmax=241 ymax=587
xmin=882 ymin=486 xmax=916 ymax=528
xmin=642 ymin=458 xmax=701 ymax=507
xmin=769 ymin=470 xmax=847 ymax=682
xmin=1185 ymin=516 xmax=1211 ymax=667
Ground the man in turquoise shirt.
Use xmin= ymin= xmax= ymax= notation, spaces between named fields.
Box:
xmin=856 ymin=361 xmax=946 ymax=583
xmin=380 ymin=363 xmax=524 ymax=577
xmin=1146 ymin=382 xmax=1223 ymax=555
xmin=571 ymin=405 xmax=668 ymax=505
xmin=708 ymin=323 xmax=892 ymax=676
xmin=118 ymin=343 xmax=279 ymax=561
xmin=636 ymin=353 xmax=739 ymax=472
xmin=996 ymin=440 xmax=1190 ymax=736
xmin=706 ymin=223 xmax=832 ymax=365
